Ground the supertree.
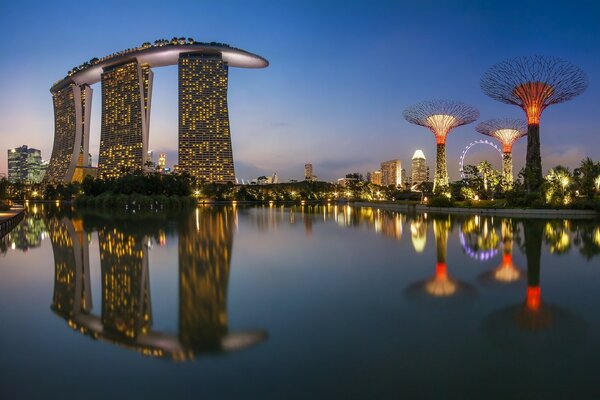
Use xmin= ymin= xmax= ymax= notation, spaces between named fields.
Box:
xmin=481 ymin=56 xmax=588 ymax=191
xmin=404 ymin=100 xmax=479 ymax=193
xmin=475 ymin=118 xmax=527 ymax=190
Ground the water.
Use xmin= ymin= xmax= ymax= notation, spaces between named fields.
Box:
xmin=1 ymin=204 xmax=599 ymax=399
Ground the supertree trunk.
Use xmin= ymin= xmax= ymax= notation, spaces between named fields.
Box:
xmin=434 ymin=142 xmax=448 ymax=193
xmin=525 ymin=124 xmax=543 ymax=191
xmin=502 ymin=152 xmax=513 ymax=191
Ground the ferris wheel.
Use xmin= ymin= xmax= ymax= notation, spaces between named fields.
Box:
xmin=459 ymin=139 xmax=502 ymax=179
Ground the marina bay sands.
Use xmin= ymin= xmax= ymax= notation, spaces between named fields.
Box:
xmin=45 ymin=39 xmax=268 ymax=184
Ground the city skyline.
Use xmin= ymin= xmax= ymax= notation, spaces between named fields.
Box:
xmin=1 ymin=0 xmax=600 ymax=182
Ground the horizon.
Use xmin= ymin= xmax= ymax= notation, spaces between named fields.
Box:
xmin=1 ymin=0 xmax=599 ymax=182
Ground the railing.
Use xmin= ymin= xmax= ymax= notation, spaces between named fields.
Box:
xmin=0 ymin=208 xmax=25 ymax=240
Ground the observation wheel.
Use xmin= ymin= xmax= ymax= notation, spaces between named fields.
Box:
xmin=459 ymin=139 xmax=502 ymax=179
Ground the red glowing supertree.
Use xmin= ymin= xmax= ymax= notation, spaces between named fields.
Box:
xmin=476 ymin=118 xmax=527 ymax=189
xmin=481 ymin=56 xmax=587 ymax=191
xmin=403 ymin=100 xmax=479 ymax=193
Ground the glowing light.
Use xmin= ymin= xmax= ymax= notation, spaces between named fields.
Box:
xmin=474 ymin=195 xmax=479 ymax=201
xmin=526 ymin=286 xmax=541 ymax=311
xmin=513 ymin=82 xmax=555 ymax=125
xmin=426 ymin=114 xmax=458 ymax=143
xmin=425 ymin=263 xmax=457 ymax=296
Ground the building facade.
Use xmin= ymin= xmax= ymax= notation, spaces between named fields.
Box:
xmin=380 ymin=159 xmax=402 ymax=187
xmin=411 ymin=150 xmax=429 ymax=187
xmin=48 ymin=41 xmax=267 ymax=184
xmin=304 ymin=163 xmax=317 ymax=181
xmin=45 ymin=84 xmax=92 ymax=182
xmin=178 ymin=54 xmax=234 ymax=183
xmin=8 ymin=145 xmax=44 ymax=183
xmin=98 ymin=61 xmax=152 ymax=178
xmin=367 ymin=170 xmax=382 ymax=186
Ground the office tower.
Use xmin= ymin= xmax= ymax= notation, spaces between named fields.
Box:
xmin=304 ymin=163 xmax=313 ymax=181
xmin=98 ymin=61 xmax=153 ymax=178
xmin=380 ymin=159 xmax=402 ymax=187
xmin=7 ymin=145 xmax=43 ymax=183
xmin=178 ymin=54 xmax=234 ymax=183
xmin=411 ymin=150 xmax=429 ymax=186
xmin=368 ymin=170 xmax=382 ymax=186
xmin=46 ymin=84 xmax=92 ymax=183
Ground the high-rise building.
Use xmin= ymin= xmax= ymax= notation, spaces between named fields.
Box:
xmin=178 ymin=54 xmax=234 ymax=183
xmin=304 ymin=163 xmax=313 ymax=181
xmin=7 ymin=145 xmax=44 ymax=183
xmin=158 ymin=153 xmax=167 ymax=170
xmin=46 ymin=84 xmax=92 ymax=183
xmin=98 ymin=61 xmax=152 ymax=178
xmin=368 ymin=170 xmax=382 ymax=186
xmin=411 ymin=150 xmax=429 ymax=187
xmin=380 ymin=159 xmax=402 ymax=187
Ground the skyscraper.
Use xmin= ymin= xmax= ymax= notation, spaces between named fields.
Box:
xmin=178 ymin=54 xmax=234 ymax=183
xmin=46 ymin=84 xmax=92 ymax=183
xmin=98 ymin=61 xmax=152 ymax=178
xmin=411 ymin=150 xmax=429 ymax=187
xmin=368 ymin=170 xmax=382 ymax=186
xmin=304 ymin=163 xmax=313 ymax=181
xmin=380 ymin=160 xmax=402 ymax=187
xmin=7 ymin=145 xmax=44 ymax=183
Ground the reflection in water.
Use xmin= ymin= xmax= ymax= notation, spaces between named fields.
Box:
xmin=406 ymin=215 xmax=477 ymax=300
xmin=410 ymin=215 xmax=427 ymax=253
xmin=460 ymin=215 xmax=500 ymax=261
xmin=479 ymin=219 xmax=523 ymax=284
xmin=0 ymin=206 xmax=47 ymax=254
xmin=544 ymin=220 xmax=571 ymax=254
xmin=47 ymin=207 xmax=267 ymax=361
xmin=483 ymin=219 xmax=586 ymax=351
xmin=6 ymin=203 xmax=598 ymax=361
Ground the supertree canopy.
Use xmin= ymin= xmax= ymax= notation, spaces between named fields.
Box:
xmin=476 ymin=118 xmax=527 ymax=190
xmin=403 ymin=100 xmax=479 ymax=192
xmin=481 ymin=56 xmax=588 ymax=191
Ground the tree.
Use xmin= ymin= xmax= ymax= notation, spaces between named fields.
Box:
xmin=574 ymin=157 xmax=600 ymax=199
xmin=543 ymin=165 xmax=574 ymax=206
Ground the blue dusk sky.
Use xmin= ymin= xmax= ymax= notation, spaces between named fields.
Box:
xmin=1 ymin=0 xmax=599 ymax=182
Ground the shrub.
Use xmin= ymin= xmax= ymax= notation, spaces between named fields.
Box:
xmin=428 ymin=196 xmax=454 ymax=207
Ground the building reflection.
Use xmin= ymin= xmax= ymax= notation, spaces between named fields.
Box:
xmin=409 ymin=215 xmax=427 ymax=253
xmin=179 ymin=206 xmax=266 ymax=354
xmin=0 ymin=204 xmax=47 ymax=254
xmin=47 ymin=207 xmax=267 ymax=361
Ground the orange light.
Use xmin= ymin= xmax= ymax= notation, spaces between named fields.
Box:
xmin=526 ymin=286 xmax=541 ymax=311
xmin=435 ymin=262 xmax=447 ymax=279
xmin=502 ymin=253 xmax=512 ymax=265
xmin=513 ymin=82 xmax=555 ymax=125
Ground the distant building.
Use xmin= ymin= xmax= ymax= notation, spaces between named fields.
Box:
xmin=380 ymin=159 xmax=402 ymax=187
xmin=411 ymin=150 xmax=429 ymax=187
xmin=337 ymin=177 xmax=357 ymax=187
xmin=158 ymin=153 xmax=167 ymax=170
xmin=304 ymin=163 xmax=317 ymax=181
xmin=252 ymin=172 xmax=278 ymax=185
xmin=367 ymin=170 xmax=382 ymax=186
xmin=8 ymin=145 xmax=44 ymax=183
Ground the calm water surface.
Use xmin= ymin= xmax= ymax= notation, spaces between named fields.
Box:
xmin=1 ymin=204 xmax=600 ymax=399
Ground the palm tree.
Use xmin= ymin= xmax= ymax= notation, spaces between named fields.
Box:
xmin=574 ymin=157 xmax=600 ymax=199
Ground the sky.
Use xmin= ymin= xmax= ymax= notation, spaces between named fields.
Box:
xmin=1 ymin=0 xmax=599 ymax=182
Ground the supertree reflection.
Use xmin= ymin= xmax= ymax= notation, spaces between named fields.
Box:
xmin=406 ymin=215 xmax=476 ymax=300
xmin=479 ymin=219 xmax=523 ymax=284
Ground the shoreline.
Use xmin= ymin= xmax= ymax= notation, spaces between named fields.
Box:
xmin=0 ymin=206 xmax=26 ymax=239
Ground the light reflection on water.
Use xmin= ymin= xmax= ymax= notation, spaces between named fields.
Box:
xmin=1 ymin=204 xmax=600 ymax=398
